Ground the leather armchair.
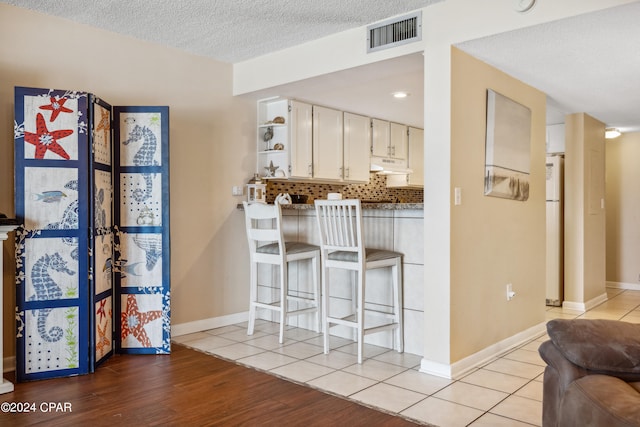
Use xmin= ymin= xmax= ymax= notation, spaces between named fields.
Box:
xmin=539 ymin=319 xmax=640 ymax=427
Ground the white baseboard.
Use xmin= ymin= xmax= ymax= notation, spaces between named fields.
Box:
xmin=419 ymin=321 xmax=547 ymax=380
xmin=2 ymin=315 xmax=249 ymax=372
xmin=3 ymin=356 xmax=15 ymax=373
xmin=607 ymin=281 xmax=640 ymax=291
xmin=562 ymin=292 xmax=608 ymax=312
xmin=172 ymin=311 xmax=249 ymax=337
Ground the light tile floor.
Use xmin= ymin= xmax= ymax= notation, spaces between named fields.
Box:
xmin=173 ymin=288 xmax=640 ymax=426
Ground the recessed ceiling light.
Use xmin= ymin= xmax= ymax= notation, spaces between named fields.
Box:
xmin=392 ymin=91 xmax=409 ymax=99
xmin=605 ymin=127 xmax=621 ymax=139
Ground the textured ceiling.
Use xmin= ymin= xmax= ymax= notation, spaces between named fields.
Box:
xmin=458 ymin=1 xmax=640 ymax=132
xmin=4 ymin=1 xmax=640 ymax=133
xmin=1 ymin=0 xmax=442 ymax=63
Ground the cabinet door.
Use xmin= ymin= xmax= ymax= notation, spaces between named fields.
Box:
xmin=313 ymin=105 xmax=343 ymax=180
xmin=289 ymin=100 xmax=313 ymax=178
xmin=407 ymin=127 xmax=424 ymax=186
xmin=390 ymin=122 xmax=408 ymax=160
xmin=343 ymin=112 xmax=371 ymax=183
xmin=371 ymin=118 xmax=390 ymax=157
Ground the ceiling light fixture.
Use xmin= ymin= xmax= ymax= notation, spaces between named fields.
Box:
xmin=605 ymin=127 xmax=621 ymax=139
xmin=392 ymin=91 xmax=409 ymax=99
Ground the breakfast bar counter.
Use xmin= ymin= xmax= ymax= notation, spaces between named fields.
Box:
xmin=239 ymin=201 xmax=424 ymax=356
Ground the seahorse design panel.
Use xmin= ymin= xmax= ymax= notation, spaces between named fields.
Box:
xmin=25 ymin=238 xmax=78 ymax=304
xmin=119 ymin=173 xmax=162 ymax=227
xmin=117 ymin=232 xmax=162 ymax=288
xmin=94 ymin=169 xmax=112 ymax=229
xmin=24 ymin=306 xmax=79 ymax=374
xmin=118 ymin=113 xmax=162 ymax=167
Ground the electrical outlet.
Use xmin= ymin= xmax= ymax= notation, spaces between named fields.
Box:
xmin=232 ymin=186 xmax=243 ymax=196
xmin=506 ymin=283 xmax=516 ymax=301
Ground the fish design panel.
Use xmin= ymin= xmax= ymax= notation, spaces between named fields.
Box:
xmin=117 ymin=232 xmax=163 ymax=288
xmin=94 ymin=233 xmax=113 ymax=295
xmin=24 ymin=168 xmax=78 ymax=231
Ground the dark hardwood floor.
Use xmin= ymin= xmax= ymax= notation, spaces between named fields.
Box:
xmin=0 ymin=344 xmax=421 ymax=426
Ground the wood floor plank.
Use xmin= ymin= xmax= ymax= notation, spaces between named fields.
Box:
xmin=0 ymin=344 xmax=421 ymax=426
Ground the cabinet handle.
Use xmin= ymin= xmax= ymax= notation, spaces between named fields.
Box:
xmin=391 ymin=146 xmax=396 ymax=156
xmin=345 ymin=167 xmax=350 ymax=178
xmin=308 ymin=164 xmax=312 ymax=177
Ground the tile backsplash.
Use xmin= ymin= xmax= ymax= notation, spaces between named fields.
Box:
xmin=265 ymin=173 xmax=423 ymax=203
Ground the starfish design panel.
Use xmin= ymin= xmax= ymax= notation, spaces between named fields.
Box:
xmin=22 ymin=95 xmax=79 ymax=160
xmin=120 ymin=294 xmax=163 ymax=348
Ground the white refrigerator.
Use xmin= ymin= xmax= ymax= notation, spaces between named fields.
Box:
xmin=546 ymin=155 xmax=564 ymax=306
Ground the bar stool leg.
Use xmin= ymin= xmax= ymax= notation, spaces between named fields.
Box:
xmin=248 ymin=261 xmax=258 ymax=336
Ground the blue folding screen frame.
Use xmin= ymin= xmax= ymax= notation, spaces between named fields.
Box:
xmin=14 ymin=86 xmax=170 ymax=381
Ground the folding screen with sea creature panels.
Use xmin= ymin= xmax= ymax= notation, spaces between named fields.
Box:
xmin=113 ymin=106 xmax=170 ymax=354
xmin=14 ymin=86 xmax=170 ymax=381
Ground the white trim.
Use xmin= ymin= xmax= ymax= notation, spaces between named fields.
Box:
xmin=171 ymin=311 xmax=249 ymax=337
xmin=562 ymin=292 xmax=608 ymax=313
xmin=419 ymin=321 xmax=547 ymax=379
xmin=3 ymin=356 xmax=15 ymax=373
xmin=607 ymin=281 xmax=640 ymax=291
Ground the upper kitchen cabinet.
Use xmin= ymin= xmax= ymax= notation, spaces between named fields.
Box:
xmin=289 ymin=100 xmax=313 ymax=179
xmin=342 ymin=112 xmax=371 ymax=183
xmin=257 ymin=97 xmax=290 ymax=178
xmin=390 ymin=122 xmax=408 ymax=161
xmin=257 ymin=98 xmax=370 ymax=184
xmin=371 ymin=119 xmax=408 ymax=161
xmin=387 ymin=126 xmax=424 ymax=188
xmin=312 ymin=105 xmax=343 ymax=181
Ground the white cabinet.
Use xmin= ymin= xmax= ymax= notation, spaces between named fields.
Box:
xmin=289 ymin=100 xmax=313 ymax=178
xmin=372 ymin=119 xmax=391 ymax=158
xmin=343 ymin=112 xmax=371 ymax=183
xmin=372 ymin=119 xmax=407 ymax=161
xmin=312 ymin=105 xmax=343 ymax=181
xmin=407 ymin=127 xmax=424 ymax=186
xmin=387 ymin=126 xmax=423 ymax=188
xmin=390 ymin=122 xmax=408 ymax=161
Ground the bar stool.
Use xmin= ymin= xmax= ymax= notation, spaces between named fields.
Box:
xmin=243 ymin=201 xmax=321 ymax=343
xmin=314 ymin=199 xmax=403 ymax=363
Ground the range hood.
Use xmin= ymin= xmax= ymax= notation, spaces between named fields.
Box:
xmin=370 ymin=156 xmax=413 ymax=175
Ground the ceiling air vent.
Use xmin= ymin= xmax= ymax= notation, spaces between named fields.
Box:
xmin=367 ymin=11 xmax=422 ymax=53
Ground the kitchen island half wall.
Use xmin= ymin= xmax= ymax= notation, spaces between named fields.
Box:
xmin=251 ymin=203 xmax=424 ymax=356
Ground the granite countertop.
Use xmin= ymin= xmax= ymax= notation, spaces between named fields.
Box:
xmin=282 ymin=202 xmax=423 ymax=210
xmin=238 ymin=202 xmax=423 ymax=210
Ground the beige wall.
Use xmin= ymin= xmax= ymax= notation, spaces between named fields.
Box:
xmin=564 ymin=113 xmax=607 ymax=306
xmin=0 ymin=4 xmax=255 ymax=358
xmin=449 ymin=48 xmax=546 ymax=363
xmin=606 ymin=132 xmax=640 ymax=285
